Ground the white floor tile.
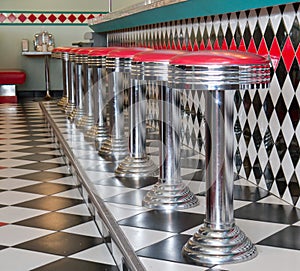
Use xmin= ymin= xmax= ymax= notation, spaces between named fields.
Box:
xmin=0 ymin=178 xmax=40 ymax=190
xmin=94 ymin=185 xmax=134 ymax=199
xmin=219 ymin=245 xmax=300 ymax=271
xmin=235 ymin=218 xmax=289 ymax=243
xmin=0 ymin=191 xmax=44 ymax=205
xmin=105 ymin=202 xmax=149 ymax=221
xmin=63 ymin=221 xmax=101 ymax=237
xmin=0 ymin=206 xmax=49 ymax=223
xmin=120 ymin=225 xmax=176 ymax=251
xmin=46 ymin=165 xmax=70 ymax=174
xmin=0 ymin=145 xmax=30 ymax=151
xmin=70 ymin=243 xmax=115 ymax=265
xmin=140 ymin=256 xmax=206 ymax=271
xmin=0 ymin=168 xmax=36 ymax=178
xmin=49 ymin=176 xmax=76 ymax=185
xmin=0 ymin=248 xmax=62 ymax=271
xmin=58 ymin=203 xmax=91 ymax=216
xmin=53 ymin=188 xmax=82 ymax=199
xmin=0 ymin=151 xmax=31 ymax=159
xmin=0 ymin=225 xmax=54 ymax=246
xmin=257 ymin=195 xmax=290 ymax=205
xmin=0 ymin=159 xmax=35 ymax=167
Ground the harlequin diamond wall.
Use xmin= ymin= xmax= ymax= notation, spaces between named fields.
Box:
xmin=108 ymin=3 xmax=300 ymax=207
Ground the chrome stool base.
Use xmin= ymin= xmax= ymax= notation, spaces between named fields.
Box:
xmin=57 ymin=96 xmax=68 ymax=106
xmin=76 ymin=115 xmax=94 ymax=132
xmin=98 ymin=137 xmax=128 ymax=161
xmin=182 ymin=223 xmax=257 ymax=265
xmin=84 ymin=125 xmax=109 ymax=143
xmin=142 ymin=182 xmax=198 ymax=210
xmin=69 ymin=108 xmax=84 ymax=123
xmin=63 ymin=102 xmax=75 ymax=114
xmin=115 ymin=156 xmax=158 ymax=178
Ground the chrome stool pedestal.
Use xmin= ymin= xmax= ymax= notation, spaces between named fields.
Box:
xmin=126 ymin=50 xmax=198 ymax=209
xmin=74 ymin=48 xmax=95 ymax=132
xmin=99 ymin=48 xmax=149 ymax=161
xmin=84 ymin=48 xmax=117 ymax=146
xmin=63 ymin=48 xmax=78 ymax=115
xmin=169 ymin=51 xmax=270 ymax=265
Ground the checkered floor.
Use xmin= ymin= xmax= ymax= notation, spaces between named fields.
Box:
xmin=1 ymin=101 xmax=300 ymax=271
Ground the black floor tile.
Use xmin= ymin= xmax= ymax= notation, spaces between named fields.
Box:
xmin=181 ymin=170 xmax=205 ymax=181
xmin=180 ymin=158 xmax=205 ymax=169
xmin=16 ymin=171 xmax=70 ymax=181
xmin=14 ymin=140 xmax=53 ymax=146
xmin=16 ymin=231 xmax=103 ymax=256
xmin=137 ymin=234 xmax=200 ymax=265
xmin=15 ymin=195 xmax=83 ymax=211
xmin=15 ymin=211 xmax=92 ymax=230
xmin=14 ymin=146 xmax=56 ymax=153
xmin=105 ymin=190 xmax=149 ymax=206
xmin=0 ymin=245 xmax=7 ymax=251
xmin=31 ymin=258 xmax=119 ymax=271
xmin=16 ymin=153 xmax=60 ymax=162
xmin=234 ymin=203 xmax=300 ymax=224
xmin=15 ymin=135 xmax=49 ymax=140
xmin=233 ymin=185 xmax=269 ymax=201
xmin=258 ymin=226 xmax=300 ymax=250
xmin=14 ymin=162 xmax=64 ymax=171
xmin=85 ymin=163 xmax=118 ymax=172
xmin=118 ymin=210 xmax=204 ymax=233
xmin=94 ymin=176 xmax=158 ymax=189
xmin=14 ymin=182 xmax=73 ymax=195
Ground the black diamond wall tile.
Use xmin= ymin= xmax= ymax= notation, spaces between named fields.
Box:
xmin=289 ymin=58 xmax=300 ymax=90
xmin=217 ymin=26 xmax=224 ymax=48
xmin=275 ymin=166 xmax=287 ymax=197
xmin=263 ymin=92 xmax=274 ymax=121
xmin=253 ymin=157 xmax=263 ymax=183
xmin=276 ymin=18 xmax=288 ymax=50
xmin=265 ymin=19 xmax=275 ymax=49
xmin=243 ymin=152 xmax=251 ymax=178
xmin=275 ymin=130 xmax=287 ymax=161
xmin=253 ymin=124 xmax=262 ymax=151
xmin=288 ymin=134 xmax=300 ymax=167
xmin=275 ymin=93 xmax=287 ymax=125
xmin=264 ymin=162 xmax=275 ymax=190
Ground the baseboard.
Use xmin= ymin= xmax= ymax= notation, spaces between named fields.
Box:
xmin=17 ymin=90 xmax=63 ymax=99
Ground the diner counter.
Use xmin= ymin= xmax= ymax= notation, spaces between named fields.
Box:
xmin=89 ymin=0 xmax=295 ymax=33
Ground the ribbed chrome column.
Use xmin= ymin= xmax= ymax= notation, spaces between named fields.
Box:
xmin=129 ymin=54 xmax=198 ymax=209
xmin=115 ymin=77 xmax=158 ymax=178
xmin=84 ymin=54 xmax=109 ymax=147
xmin=63 ymin=53 xmax=76 ymax=114
xmin=75 ymin=51 xmax=95 ymax=131
xmin=68 ymin=54 xmax=85 ymax=122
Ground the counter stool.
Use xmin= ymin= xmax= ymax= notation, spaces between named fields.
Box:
xmin=169 ymin=50 xmax=270 ymax=265
xmin=51 ymin=47 xmax=73 ymax=108
xmin=68 ymin=48 xmax=93 ymax=125
xmin=84 ymin=47 xmax=119 ymax=147
xmin=114 ymin=50 xmax=173 ymax=178
xmin=98 ymin=47 xmax=151 ymax=161
xmin=68 ymin=48 xmax=85 ymax=120
xmin=119 ymin=50 xmax=198 ymax=208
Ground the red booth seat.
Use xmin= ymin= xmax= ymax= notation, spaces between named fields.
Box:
xmin=0 ymin=70 xmax=26 ymax=85
xmin=0 ymin=70 xmax=26 ymax=103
